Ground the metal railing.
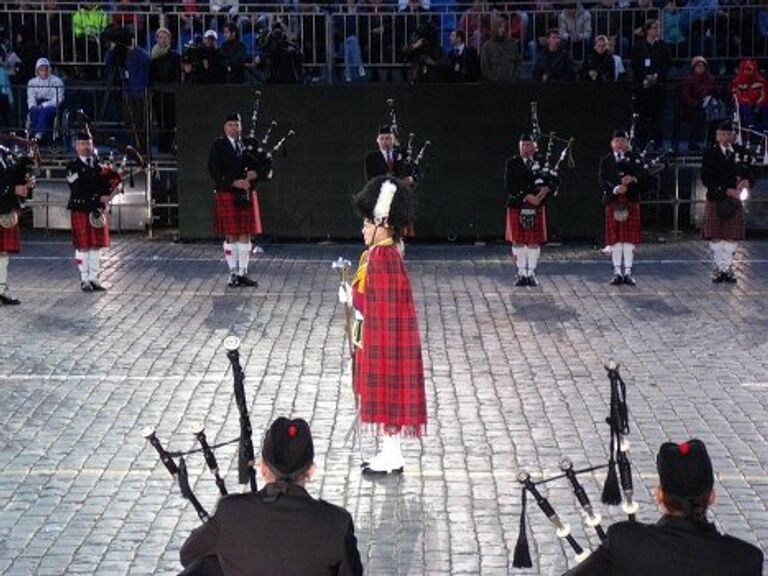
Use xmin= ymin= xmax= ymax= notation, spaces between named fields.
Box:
xmin=1 ymin=5 xmax=766 ymax=76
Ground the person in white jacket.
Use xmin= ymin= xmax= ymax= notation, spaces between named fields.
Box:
xmin=26 ymin=58 xmax=65 ymax=142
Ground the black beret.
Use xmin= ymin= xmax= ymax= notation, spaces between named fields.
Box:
xmin=656 ymin=439 xmax=714 ymax=499
xmin=378 ymin=124 xmax=392 ymax=135
xmin=225 ymin=113 xmax=242 ymax=123
xmin=261 ymin=417 xmax=314 ymax=477
xmin=612 ymin=129 xmax=630 ymax=139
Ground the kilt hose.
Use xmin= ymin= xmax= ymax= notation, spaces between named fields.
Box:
xmin=0 ymin=217 xmax=20 ymax=253
xmin=505 ymin=206 xmax=548 ymax=245
xmin=605 ymin=200 xmax=642 ymax=246
xmin=702 ymin=201 xmax=745 ymax=241
xmin=353 ymin=244 xmax=426 ymax=436
xmin=70 ymin=211 xmax=110 ymax=250
xmin=214 ymin=190 xmax=263 ymax=237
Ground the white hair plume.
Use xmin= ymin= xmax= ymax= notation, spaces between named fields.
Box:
xmin=373 ymin=179 xmax=397 ymax=224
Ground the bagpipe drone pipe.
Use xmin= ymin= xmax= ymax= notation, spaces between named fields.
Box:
xmin=528 ymin=102 xmax=575 ymax=198
xmin=385 ymin=98 xmax=431 ymax=185
xmin=142 ymin=336 xmax=257 ymax=523
xmin=236 ymin=90 xmax=296 ymax=208
xmin=513 ymin=359 xmax=639 ymax=569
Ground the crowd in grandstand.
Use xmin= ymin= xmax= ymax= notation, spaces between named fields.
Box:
xmin=0 ymin=1 xmax=766 ymax=151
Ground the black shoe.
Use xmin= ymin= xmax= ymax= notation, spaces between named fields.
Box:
xmin=227 ymin=274 xmax=239 ymax=288
xmin=237 ymin=275 xmax=259 ymax=287
xmin=0 ymin=293 xmax=20 ymax=305
xmin=361 ymin=464 xmax=404 ymax=476
xmin=81 ymin=281 xmax=93 ymax=292
xmin=712 ymin=272 xmax=725 ymax=284
xmin=609 ymin=274 xmax=624 ymax=286
xmin=514 ymin=275 xmax=528 ymax=287
xmin=623 ymin=274 xmax=636 ymax=286
xmin=527 ymin=275 xmax=539 ymax=287
xmin=90 ymin=281 xmax=106 ymax=292
xmin=724 ymin=271 xmax=737 ymax=284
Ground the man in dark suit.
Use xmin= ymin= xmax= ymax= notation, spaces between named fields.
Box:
xmin=701 ymin=121 xmax=754 ymax=284
xmin=364 ymin=125 xmax=413 ymax=183
xmin=630 ymin=19 xmax=671 ymax=148
xmin=447 ymin=29 xmax=480 ymax=83
xmin=564 ymin=438 xmax=763 ymax=576
xmin=208 ymin=113 xmax=260 ymax=288
xmin=179 ymin=417 xmax=364 ymax=576
xmin=599 ymin=129 xmax=654 ymax=286
xmin=504 ymin=133 xmax=549 ymax=287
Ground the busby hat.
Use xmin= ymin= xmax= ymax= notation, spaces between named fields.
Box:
xmin=612 ymin=129 xmax=630 ymax=139
xmin=224 ymin=113 xmax=242 ymax=123
xmin=261 ymin=417 xmax=314 ymax=477
xmin=378 ymin=124 xmax=393 ymax=135
xmin=656 ymin=439 xmax=714 ymax=499
xmin=352 ymin=176 xmax=415 ymax=230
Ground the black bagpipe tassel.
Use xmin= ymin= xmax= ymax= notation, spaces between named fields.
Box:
xmin=513 ymin=486 xmax=533 ymax=568
xmin=601 ymin=457 xmax=621 ymax=505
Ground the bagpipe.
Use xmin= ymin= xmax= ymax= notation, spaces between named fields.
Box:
xmin=514 ymin=359 xmax=639 ymax=570
xmin=0 ymin=131 xmax=41 ymax=229
xmin=732 ymin=94 xmax=768 ymax=168
xmin=386 ymin=98 xmax=431 ymax=185
xmin=236 ymin=90 xmax=296 ymax=208
xmin=143 ymin=336 xmax=258 ymax=523
xmin=627 ymin=113 xmax=670 ymax=178
xmin=527 ymin=102 xmax=575 ymax=198
xmin=75 ymin=110 xmax=146 ymax=229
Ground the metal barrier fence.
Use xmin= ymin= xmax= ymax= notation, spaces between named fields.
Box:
xmin=1 ymin=4 xmax=767 ymax=76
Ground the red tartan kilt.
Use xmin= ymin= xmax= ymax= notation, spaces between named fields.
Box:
xmin=505 ymin=206 xmax=547 ymax=245
xmin=702 ymin=201 xmax=744 ymax=241
xmin=604 ymin=201 xmax=642 ymax=245
xmin=0 ymin=219 xmax=21 ymax=253
xmin=70 ymin=211 xmax=110 ymax=250
xmin=214 ymin=190 xmax=263 ymax=236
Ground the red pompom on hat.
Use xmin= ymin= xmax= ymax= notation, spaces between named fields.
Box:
xmin=287 ymin=424 xmax=298 ymax=438
xmin=678 ymin=442 xmax=691 ymax=455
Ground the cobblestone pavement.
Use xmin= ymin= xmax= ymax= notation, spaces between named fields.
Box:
xmin=1 ymin=236 xmax=767 ymax=575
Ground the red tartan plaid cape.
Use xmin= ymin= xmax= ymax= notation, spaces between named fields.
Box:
xmin=352 ymin=242 xmax=427 ymax=436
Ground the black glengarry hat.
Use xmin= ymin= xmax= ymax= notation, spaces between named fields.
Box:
xmin=656 ymin=439 xmax=714 ymax=499
xmin=612 ymin=129 xmax=630 ymax=139
xmin=378 ymin=124 xmax=393 ymax=135
xmin=225 ymin=113 xmax=242 ymax=123
xmin=261 ymin=417 xmax=314 ymax=477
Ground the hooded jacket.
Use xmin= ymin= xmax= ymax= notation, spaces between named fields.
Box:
xmin=26 ymin=58 xmax=65 ymax=109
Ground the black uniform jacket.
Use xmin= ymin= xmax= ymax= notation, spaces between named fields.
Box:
xmin=564 ymin=516 xmax=763 ymax=576
xmin=66 ymin=157 xmax=102 ymax=213
xmin=208 ymin=137 xmax=247 ymax=192
xmin=701 ymin=144 xmax=755 ymax=202
xmin=364 ymin=148 xmax=412 ymax=182
xmin=0 ymin=149 xmax=26 ymax=213
xmin=598 ymin=152 xmax=652 ymax=206
xmin=504 ymin=155 xmax=538 ymax=208
xmin=179 ymin=483 xmax=364 ymax=576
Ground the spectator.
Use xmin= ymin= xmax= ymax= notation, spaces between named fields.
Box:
xmin=257 ymin=23 xmax=304 ymax=84
xmin=565 ymin=439 xmax=763 ymax=576
xmin=26 ymin=58 xmax=64 ymax=143
xmin=149 ymin=27 xmax=180 ymax=153
xmin=593 ymin=0 xmax=624 ymax=57
xmin=199 ymin=29 xmax=227 ymax=84
xmin=680 ymin=56 xmax=721 ymax=152
xmin=361 ymin=0 xmax=395 ymax=82
xmin=480 ymin=17 xmax=520 ymax=83
xmin=181 ymin=34 xmax=204 ymax=84
xmin=532 ymin=28 xmax=575 ymax=82
xmin=222 ymin=22 xmax=247 ymax=84
xmin=558 ymin=1 xmax=592 ymax=60
xmin=447 ymin=29 xmax=480 ymax=82
xmin=580 ymin=34 xmax=614 ymax=82
xmin=630 ymin=19 xmax=671 ymax=147
xmin=456 ymin=0 xmax=492 ymax=52
xmin=606 ymin=35 xmax=625 ymax=80
xmin=731 ymin=57 xmax=767 ymax=133
xmin=179 ymin=417 xmax=364 ymax=576
xmin=402 ymin=21 xmax=447 ymax=83
xmin=333 ymin=0 xmax=367 ymax=83
xmin=105 ymin=29 xmax=150 ymax=151
xmin=662 ymin=0 xmax=690 ymax=60
xmin=13 ymin=25 xmax=44 ymax=87
xmin=396 ymin=0 xmax=434 ymax=82
xmin=0 ymin=46 xmax=13 ymax=128
xmin=73 ymin=2 xmax=110 ymax=80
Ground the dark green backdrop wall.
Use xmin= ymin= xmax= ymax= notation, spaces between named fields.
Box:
xmin=177 ymin=83 xmax=633 ymax=241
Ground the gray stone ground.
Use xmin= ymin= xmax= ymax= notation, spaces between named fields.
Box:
xmin=1 ymin=235 xmax=767 ymax=576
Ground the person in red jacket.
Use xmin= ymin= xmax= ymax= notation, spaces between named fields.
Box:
xmin=679 ymin=56 xmax=721 ymax=152
xmin=731 ymin=58 xmax=767 ymax=134
xmin=346 ymin=176 xmax=427 ymax=476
